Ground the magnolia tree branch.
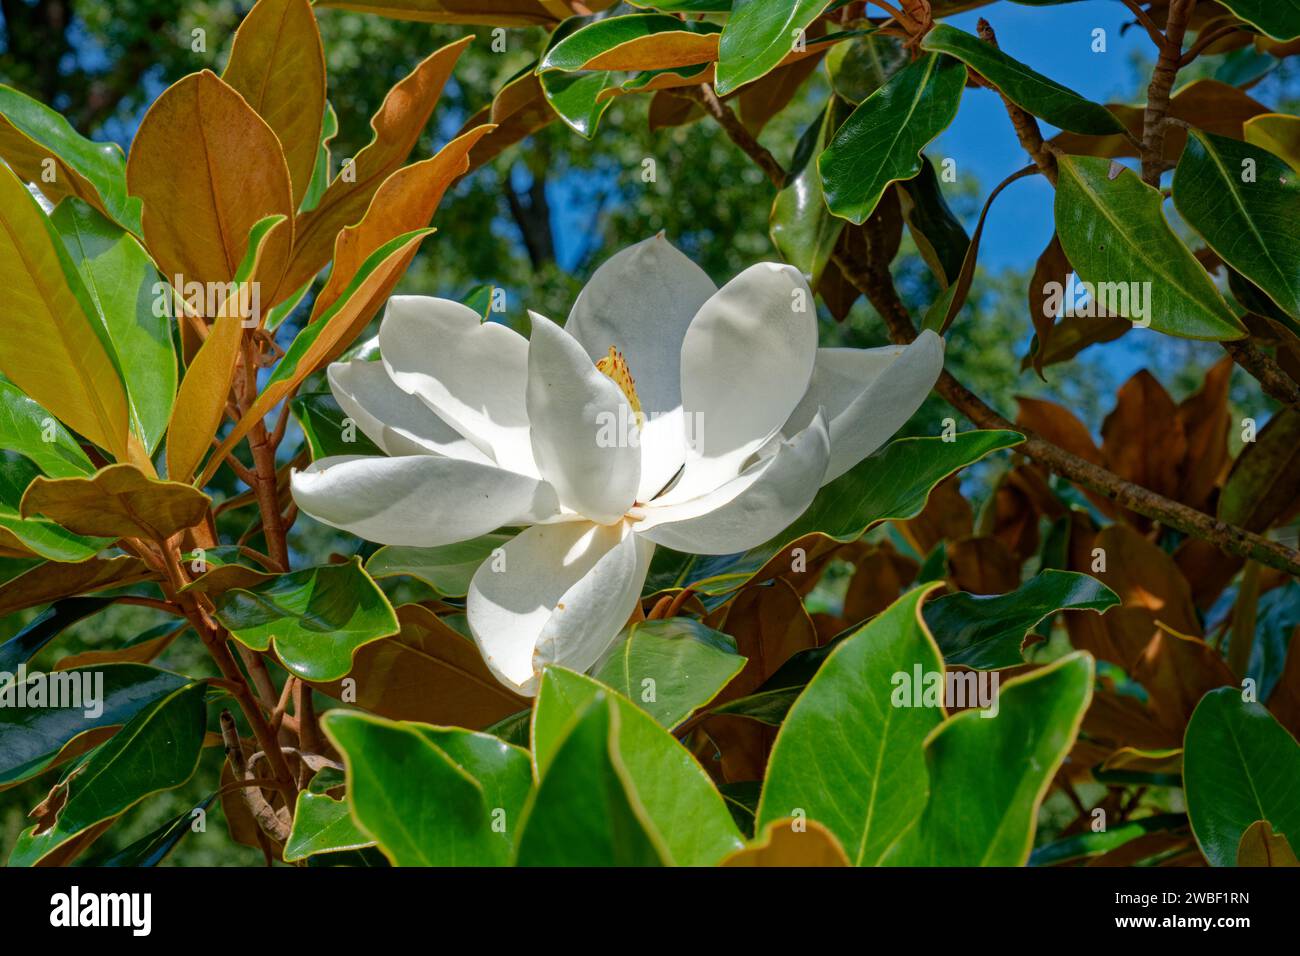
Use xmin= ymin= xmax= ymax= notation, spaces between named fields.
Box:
xmin=692 ymin=80 xmax=1300 ymax=577
xmin=976 ymin=20 xmax=1057 ymax=184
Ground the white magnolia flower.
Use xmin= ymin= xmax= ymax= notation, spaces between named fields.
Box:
xmin=291 ymin=236 xmax=944 ymax=695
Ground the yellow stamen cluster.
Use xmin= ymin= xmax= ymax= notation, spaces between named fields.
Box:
xmin=595 ymin=346 xmax=644 ymax=427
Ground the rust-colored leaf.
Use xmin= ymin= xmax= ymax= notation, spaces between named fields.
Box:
xmin=896 ymin=474 xmax=972 ymax=556
xmin=0 ymin=555 xmax=152 ymax=617
xmin=222 ymin=0 xmax=326 ymax=209
xmin=20 ymin=464 xmax=211 ymax=541
xmin=720 ymin=819 xmax=850 ymax=867
xmin=705 ymin=578 xmax=818 ymax=704
xmin=946 ymin=535 xmax=1020 ymax=595
xmin=1101 ymin=370 xmax=1187 ymax=504
xmin=279 ymin=36 xmax=469 ymax=299
xmin=309 ymin=125 xmax=491 ymax=329
xmin=309 ymin=604 xmax=526 ymax=729
xmin=1237 ymin=820 xmax=1300 ymax=867
xmin=1134 ymin=624 xmax=1236 ymax=735
xmin=1175 ymin=356 xmax=1233 ymax=511
xmin=126 ymin=71 xmax=294 ymax=294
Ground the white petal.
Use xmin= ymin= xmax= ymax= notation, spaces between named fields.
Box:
xmin=378 ymin=295 xmax=537 ymax=476
xmin=467 ymin=520 xmax=653 ymax=695
xmin=566 ymin=237 xmax=716 ymax=502
xmin=816 ymin=330 xmax=944 ymax=484
xmin=676 ymin=262 xmax=818 ymax=497
xmin=290 ymin=455 xmax=560 ymax=547
xmin=565 ymin=234 xmax=716 ymax=420
xmin=526 ymin=311 xmax=641 ymax=524
xmin=635 ymin=412 xmax=830 ymax=555
xmin=327 ymin=359 xmax=494 ymax=462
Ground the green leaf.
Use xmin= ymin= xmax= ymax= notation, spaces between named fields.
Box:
xmin=921 ymin=24 xmax=1123 ymax=135
xmin=883 ymin=653 xmax=1094 ymax=866
xmin=539 ymin=71 xmax=616 ymax=138
xmin=284 ymin=792 xmax=375 ymax=862
xmin=645 ymin=430 xmax=1022 ymax=597
xmin=366 ymin=533 xmax=512 ymax=598
xmin=300 ymin=100 xmax=338 ymax=215
xmin=291 ymin=391 xmax=384 ymax=460
xmin=757 ymin=585 xmax=946 ymax=864
xmin=1054 ymin=155 xmax=1245 ymax=340
xmin=715 ymin=0 xmax=834 ymax=95
xmin=0 ymin=663 xmax=190 ymax=787
xmin=1030 ymin=813 xmax=1189 ymax=866
xmin=323 ymin=711 xmax=531 ymax=866
xmin=770 ymin=97 xmax=849 ymax=285
xmin=0 ymin=457 xmax=108 ymax=561
xmin=540 ymin=14 xmax=720 ymax=73
xmin=593 ymin=618 xmax=746 ymax=728
xmin=1184 ymin=687 xmax=1300 ymax=867
xmin=820 ymin=53 xmax=967 ymax=225
xmin=0 ymin=596 xmax=114 ymax=672
xmin=1214 ymin=0 xmax=1300 ymax=41
xmin=95 ymin=795 xmax=215 ymax=866
xmin=19 ymin=462 xmax=210 ymax=542
xmin=516 ymin=693 xmax=669 ymax=866
xmin=0 ymin=376 xmax=94 ymax=478
xmin=7 ymin=680 xmax=207 ymax=866
xmin=898 ymin=155 xmax=970 ymax=287
xmin=923 ymin=569 xmax=1119 ymax=669
xmin=529 ymin=668 xmax=744 ymax=865
xmin=825 ymin=30 xmax=908 ymax=105
xmin=1173 ymin=130 xmax=1300 ymax=320
xmin=0 ymin=84 xmax=142 ymax=232
xmin=50 ymin=198 xmax=176 ymax=453
xmin=214 ymin=557 xmax=399 ymax=682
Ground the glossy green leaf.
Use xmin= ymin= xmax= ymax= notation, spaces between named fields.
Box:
xmin=825 ymin=30 xmax=908 ymax=105
xmin=1214 ymin=0 xmax=1300 ymax=41
xmin=0 ymin=663 xmax=190 ymax=787
xmin=0 ymin=596 xmax=114 ymax=672
xmin=898 ymin=155 xmax=970 ymax=287
xmin=645 ymin=430 xmax=1022 ymax=597
xmin=1173 ymin=130 xmax=1300 ymax=319
xmin=284 ymin=791 xmax=375 ymax=862
xmin=0 ymin=376 xmax=94 ymax=478
xmin=300 ymin=100 xmax=338 ymax=215
xmin=593 ymin=618 xmax=746 ymax=728
xmin=1054 ymin=155 xmax=1245 ymax=340
xmin=923 ymin=569 xmax=1119 ymax=669
xmin=771 ymin=97 xmax=849 ymax=285
xmin=516 ymin=693 xmax=668 ymax=866
xmin=539 ymin=71 xmax=616 ymax=138
xmin=715 ymin=0 xmax=834 ymax=95
xmin=215 ymin=557 xmax=399 ymax=682
xmin=7 ymin=680 xmax=206 ymax=866
xmin=324 ymin=711 xmax=530 ymax=866
xmin=291 ymin=391 xmax=384 ymax=460
xmin=883 ymin=653 xmax=1094 ymax=866
xmin=820 ymin=53 xmax=967 ymax=225
xmin=0 ymin=84 xmax=141 ymax=232
xmin=757 ymin=585 xmax=946 ymax=865
xmin=50 ymin=198 xmax=176 ymax=453
xmin=921 ymin=24 xmax=1123 ymax=135
xmin=366 ymin=533 xmax=512 ymax=598
xmin=1184 ymin=687 xmax=1300 ymax=867
xmin=1030 ymin=813 xmax=1189 ymax=866
xmin=540 ymin=15 xmax=719 ymax=73
xmin=530 ymin=668 xmax=744 ymax=865
xmin=95 ymin=795 xmax=214 ymax=866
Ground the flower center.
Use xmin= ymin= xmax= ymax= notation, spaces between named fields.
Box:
xmin=595 ymin=346 xmax=643 ymax=426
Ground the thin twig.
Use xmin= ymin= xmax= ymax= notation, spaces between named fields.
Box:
xmin=1140 ymin=0 xmax=1194 ymax=186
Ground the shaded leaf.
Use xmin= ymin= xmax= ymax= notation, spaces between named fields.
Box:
xmin=720 ymin=818 xmax=849 ymax=866
xmin=20 ymin=463 xmax=210 ymax=541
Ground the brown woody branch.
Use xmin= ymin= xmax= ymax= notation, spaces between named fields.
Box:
xmin=976 ymin=20 xmax=1057 ymax=185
